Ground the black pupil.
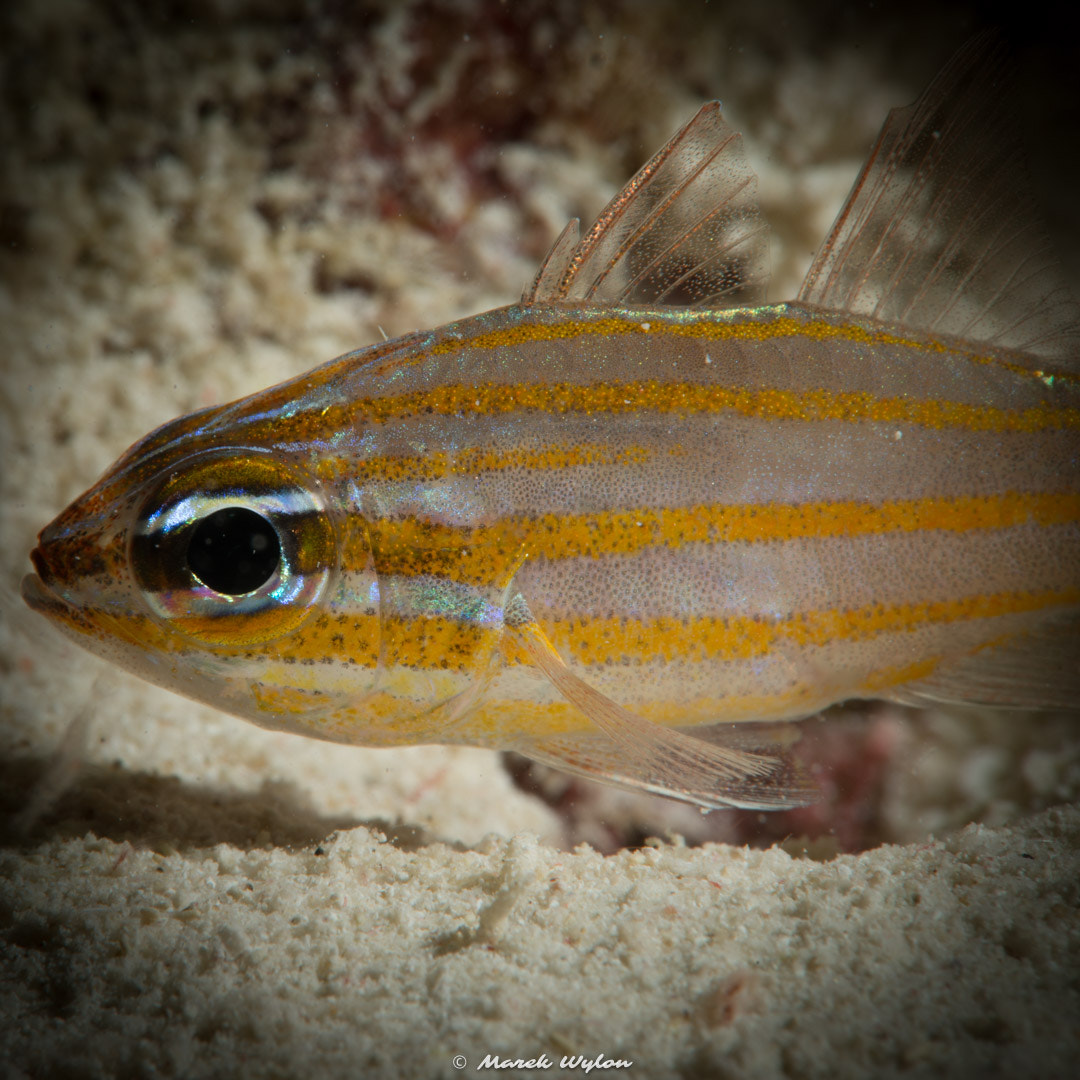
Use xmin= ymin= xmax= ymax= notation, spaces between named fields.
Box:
xmin=187 ymin=507 xmax=281 ymax=595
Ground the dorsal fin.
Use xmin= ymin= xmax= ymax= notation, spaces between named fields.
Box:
xmin=524 ymin=103 xmax=771 ymax=309
xmin=799 ymin=33 xmax=1080 ymax=368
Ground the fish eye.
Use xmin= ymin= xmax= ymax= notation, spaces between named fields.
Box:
xmin=130 ymin=449 xmax=338 ymax=647
xmin=187 ymin=506 xmax=282 ymax=595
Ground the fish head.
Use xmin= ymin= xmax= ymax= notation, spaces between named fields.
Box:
xmin=22 ymin=416 xmax=383 ymax=733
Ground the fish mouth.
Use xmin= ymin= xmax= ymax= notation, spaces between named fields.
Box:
xmin=22 ymin=545 xmax=74 ymax=618
xmin=29 ymin=544 xmax=53 ymax=584
xmin=20 ymin=568 xmax=70 ymax=618
xmin=22 ymin=566 xmax=143 ymax=656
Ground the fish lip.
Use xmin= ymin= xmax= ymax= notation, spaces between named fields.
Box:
xmin=24 ymin=545 xmax=65 ymax=614
xmin=22 ymin=569 xmax=142 ymax=654
xmin=20 ymin=570 xmax=69 ymax=617
xmin=30 ymin=545 xmax=53 ymax=585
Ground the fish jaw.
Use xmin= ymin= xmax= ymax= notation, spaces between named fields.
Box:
xmin=21 ymin=562 xmax=153 ymax=673
xmin=22 ymin=476 xmax=144 ymax=647
xmin=22 ymin=562 xmax=95 ymax=638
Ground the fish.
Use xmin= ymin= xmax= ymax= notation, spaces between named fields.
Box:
xmin=21 ymin=35 xmax=1080 ymax=811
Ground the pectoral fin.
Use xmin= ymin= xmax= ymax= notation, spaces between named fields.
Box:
xmin=510 ymin=615 xmax=815 ymax=810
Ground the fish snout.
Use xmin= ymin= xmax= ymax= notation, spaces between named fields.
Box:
xmin=25 ymin=505 xmax=117 ymax=604
xmin=30 ymin=544 xmax=53 ymax=585
xmin=22 ymin=538 xmax=76 ymax=616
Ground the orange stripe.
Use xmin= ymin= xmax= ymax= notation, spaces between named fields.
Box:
xmin=64 ymin=312 xmax=1077 ymax=527
xmin=382 ymin=310 xmax=1074 ymax=384
xmin=237 ymin=312 xmax=1077 ymax=454
xmin=309 ymin=379 xmax=1079 ymax=436
xmin=62 ymin=585 xmax=1080 ymax=670
xmin=357 ymin=491 xmax=1080 ymax=582
xmin=540 ymin=586 xmax=1080 ymax=666
xmin=424 ymin=313 xmax=935 ymax=357
xmin=316 ymin=441 xmax=663 ymax=483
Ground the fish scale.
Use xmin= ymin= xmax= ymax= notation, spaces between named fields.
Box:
xmin=22 ymin=35 xmax=1080 ymax=810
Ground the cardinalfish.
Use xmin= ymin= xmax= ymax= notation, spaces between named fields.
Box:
xmin=22 ymin=37 xmax=1080 ymax=810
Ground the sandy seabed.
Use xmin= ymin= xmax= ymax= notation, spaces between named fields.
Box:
xmin=2 ymin=2 xmax=1079 ymax=1077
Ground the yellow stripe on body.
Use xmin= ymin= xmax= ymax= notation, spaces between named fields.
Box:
xmin=377 ymin=310 xmax=1077 ymax=384
xmin=220 ymin=591 xmax=1072 ymax=744
xmin=452 ymin=657 xmax=947 ymax=742
xmin=316 ymin=441 xmax=663 ymax=483
xmin=538 ymin=586 xmax=1080 ymax=666
xmin=63 ymin=584 xmax=1080 ymax=671
xmin=67 ymin=309 xmax=1078 ymax=523
xmin=242 ymin=316 xmax=1080 ymax=444
xmin=353 ymin=491 xmax=1080 ymax=583
xmin=207 ymin=655 xmax=945 ymax=744
xmin=288 ymin=379 xmax=1080 ymax=439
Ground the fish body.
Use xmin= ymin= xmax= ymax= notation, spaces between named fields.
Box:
xmin=22 ymin=38 xmax=1080 ymax=809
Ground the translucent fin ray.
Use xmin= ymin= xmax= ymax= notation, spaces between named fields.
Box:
xmin=510 ymin=616 xmax=813 ymax=810
xmin=523 ymin=103 xmax=771 ymax=309
xmin=525 ymin=217 xmax=580 ymax=303
xmin=798 ymin=32 xmax=1080 ymax=368
xmin=885 ymin=618 xmax=1080 ymax=711
xmin=514 ymin=726 xmax=814 ymax=812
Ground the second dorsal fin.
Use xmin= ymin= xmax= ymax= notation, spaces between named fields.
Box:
xmin=524 ymin=103 xmax=771 ymax=309
xmin=799 ymin=33 xmax=1080 ymax=368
